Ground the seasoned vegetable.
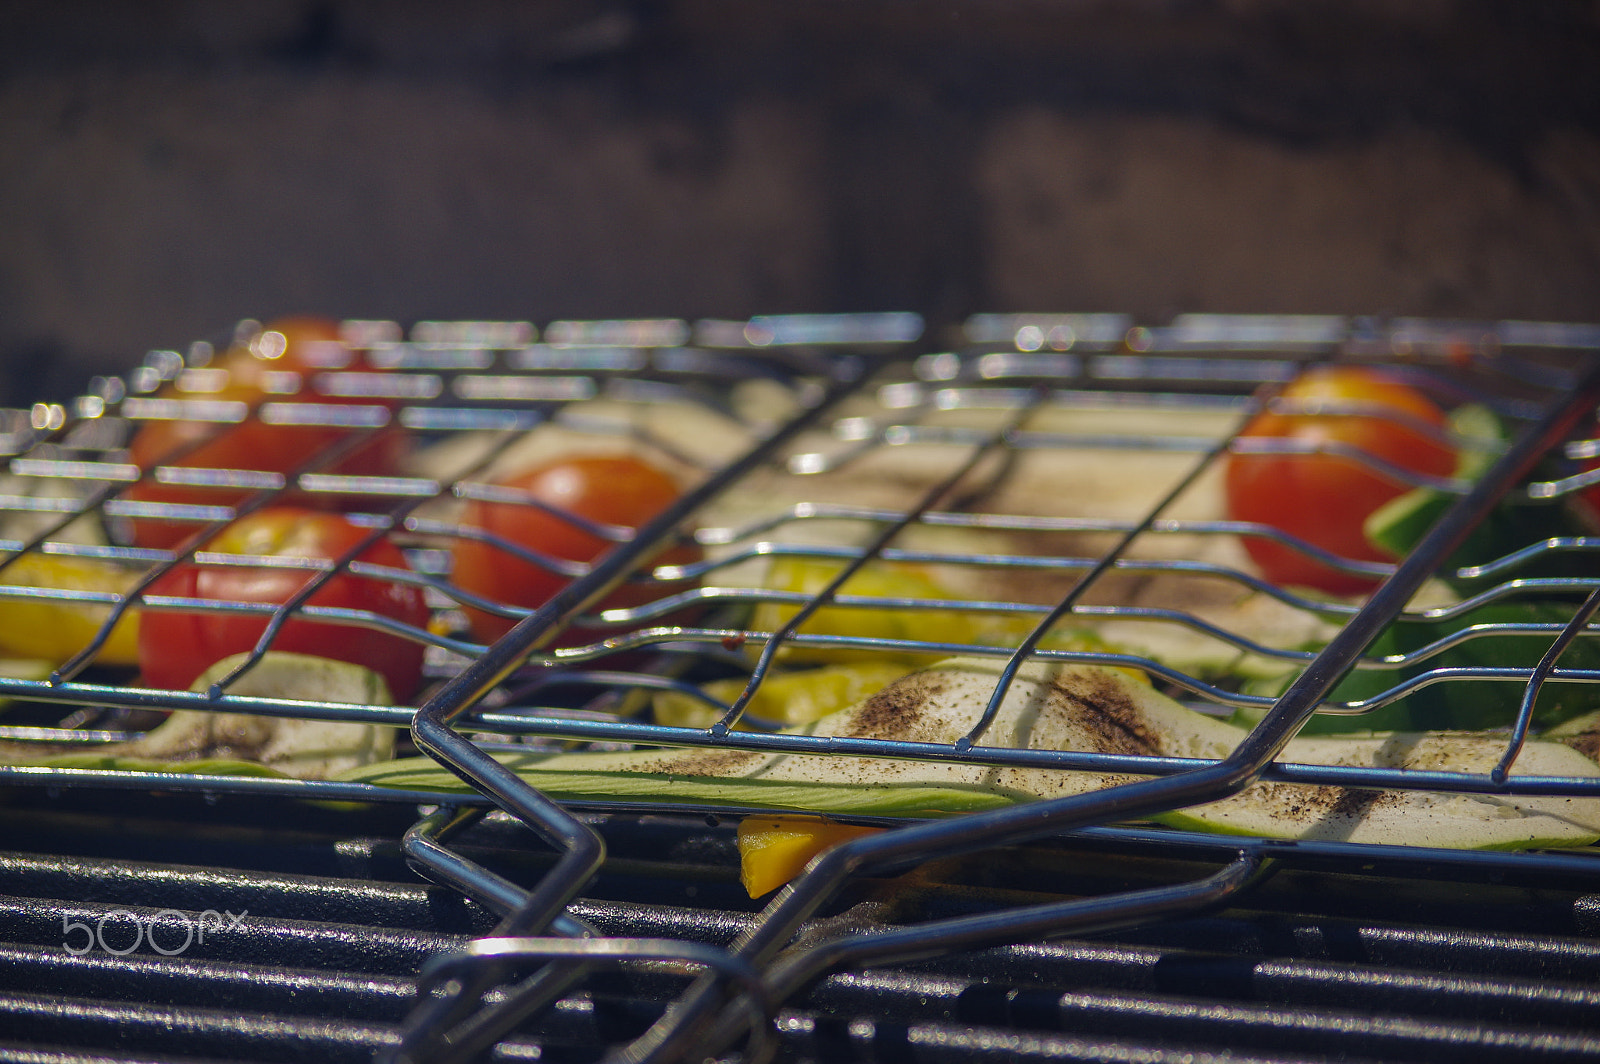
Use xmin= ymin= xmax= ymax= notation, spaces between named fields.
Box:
xmin=752 ymin=558 xmax=1139 ymax=668
xmin=653 ymin=661 xmax=910 ymax=729
xmin=7 ymin=652 xmax=396 ymax=779
xmin=1238 ymin=601 xmax=1600 ymax=735
xmin=341 ymin=657 xmax=1600 ymax=850
xmin=1363 ymin=403 xmax=1593 ymax=590
xmin=751 ymin=558 xmax=1001 ymax=664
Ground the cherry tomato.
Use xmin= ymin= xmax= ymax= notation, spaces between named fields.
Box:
xmin=138 ymin=507 xmax=429 ymax=701
xmin=1224 ymin=366 xmax=1456 ymax=595
xmin=121 ymin=317 xmax=407 ymax=550
xmin=451 ymin=455 xmax=700 ymax=645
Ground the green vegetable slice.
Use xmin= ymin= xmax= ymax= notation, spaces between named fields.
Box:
xmin=24 ymin=754 xmax=295 ymax=779
xmin=1234 ymin=601 xmax=1600 ymax=735
xmin=340 ymin=657 xmax=1600 ymax=849
xmin=1365 ymin=403 xmax=1595 ymax=589
xmin=346 ymin=755 xmax=1016 ymax=817
xmin=1316 ymin=603 xmax=1600 ymax=734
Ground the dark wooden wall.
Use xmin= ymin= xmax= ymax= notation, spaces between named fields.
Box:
xmin=2 ymin=0 xmax=1597 ymax=404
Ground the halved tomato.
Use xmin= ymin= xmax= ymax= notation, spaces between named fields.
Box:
xmin=137 ymin=507 xmax=429 ymax=701
xmin=450 ymin=455 xmax=700 ymax=646
xmin=1224 ymin=366 xmax=1457 ymax=595
xmin=121 ymin=318 xmax=407 ymax=550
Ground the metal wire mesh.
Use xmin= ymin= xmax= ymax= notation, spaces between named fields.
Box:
xmin=0 ymin=313 xmax=1598 ymax=1062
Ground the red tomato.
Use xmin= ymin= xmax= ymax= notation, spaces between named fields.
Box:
xmin=122 ymin=317 xmax=407 ymax=550
xmin=1224 ymin=366 xmax=1456 ymax=595
xmin=138 ymin=507 xmax=429 ymax=701
xmin=451 ymin=455 xmax=700 ymax=645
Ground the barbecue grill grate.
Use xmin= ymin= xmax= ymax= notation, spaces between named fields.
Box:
xmin=4 ymin=791 xmax=1600 ymax=1063
xmin=0 ymin=313 xmax=1598 ymax=1062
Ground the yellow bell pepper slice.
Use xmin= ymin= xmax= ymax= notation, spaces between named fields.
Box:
xmin=736 ymin=814 xmax=884 ymax=897
xmin=750 ymin=558 xmax=989 ymax=664
xmin=653 ymin=661 xmax=911 ymax=729
xmin=0 ymin=553 xmax=141 ymax=666
xmin=751 ymin=557 xmax=1147 ymax=683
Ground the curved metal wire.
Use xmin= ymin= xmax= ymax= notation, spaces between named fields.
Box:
xmin=694 ymin=848 xmax=1267 ymax=1064
xmin=387 ymin=353 xmax=881 ymax=1064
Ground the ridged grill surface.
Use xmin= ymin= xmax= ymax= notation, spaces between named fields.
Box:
xmin=1 ymin=791 xmax=1598 ymax=1063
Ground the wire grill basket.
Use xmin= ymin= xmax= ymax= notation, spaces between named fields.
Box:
xmin=1 ymin=312 xmax=1599 ymax=1063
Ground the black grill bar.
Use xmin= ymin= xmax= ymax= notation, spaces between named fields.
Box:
xmin=0 ymin=944 xmax=416 ymax=1021
xmin=0 ymin=994 xmax=406 ymax=1064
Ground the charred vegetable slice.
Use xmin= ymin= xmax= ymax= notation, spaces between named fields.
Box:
xmin=8 ymin=652 xmax=395 ymax=779
xmin=342 ymin=657 xmax=1600 ymax=850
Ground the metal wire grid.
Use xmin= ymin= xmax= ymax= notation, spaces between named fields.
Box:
xmin=0 ymin=315 xmax=1598 ymax=1062
xmin=0 ymin=318 xmax=868 ymax=792
xmin=396 ymin=323 xmax=1600 ymax=1062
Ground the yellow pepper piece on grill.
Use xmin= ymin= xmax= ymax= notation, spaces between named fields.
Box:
xmin=751 ymin=557 xmax=1148 ymax=682
xmin=0 ymin=553 xmax=141 ymax=666
xmin=750 ymin=558 xmax=990 ymax=664
xmin=736 ymin=814 xmax=884 ymax=898
xmin=653 ymin=661 xmax=911 ymax=729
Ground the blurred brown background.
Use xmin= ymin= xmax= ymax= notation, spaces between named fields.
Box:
xmin=2 ymin=0 xmax=1598 ymax=404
